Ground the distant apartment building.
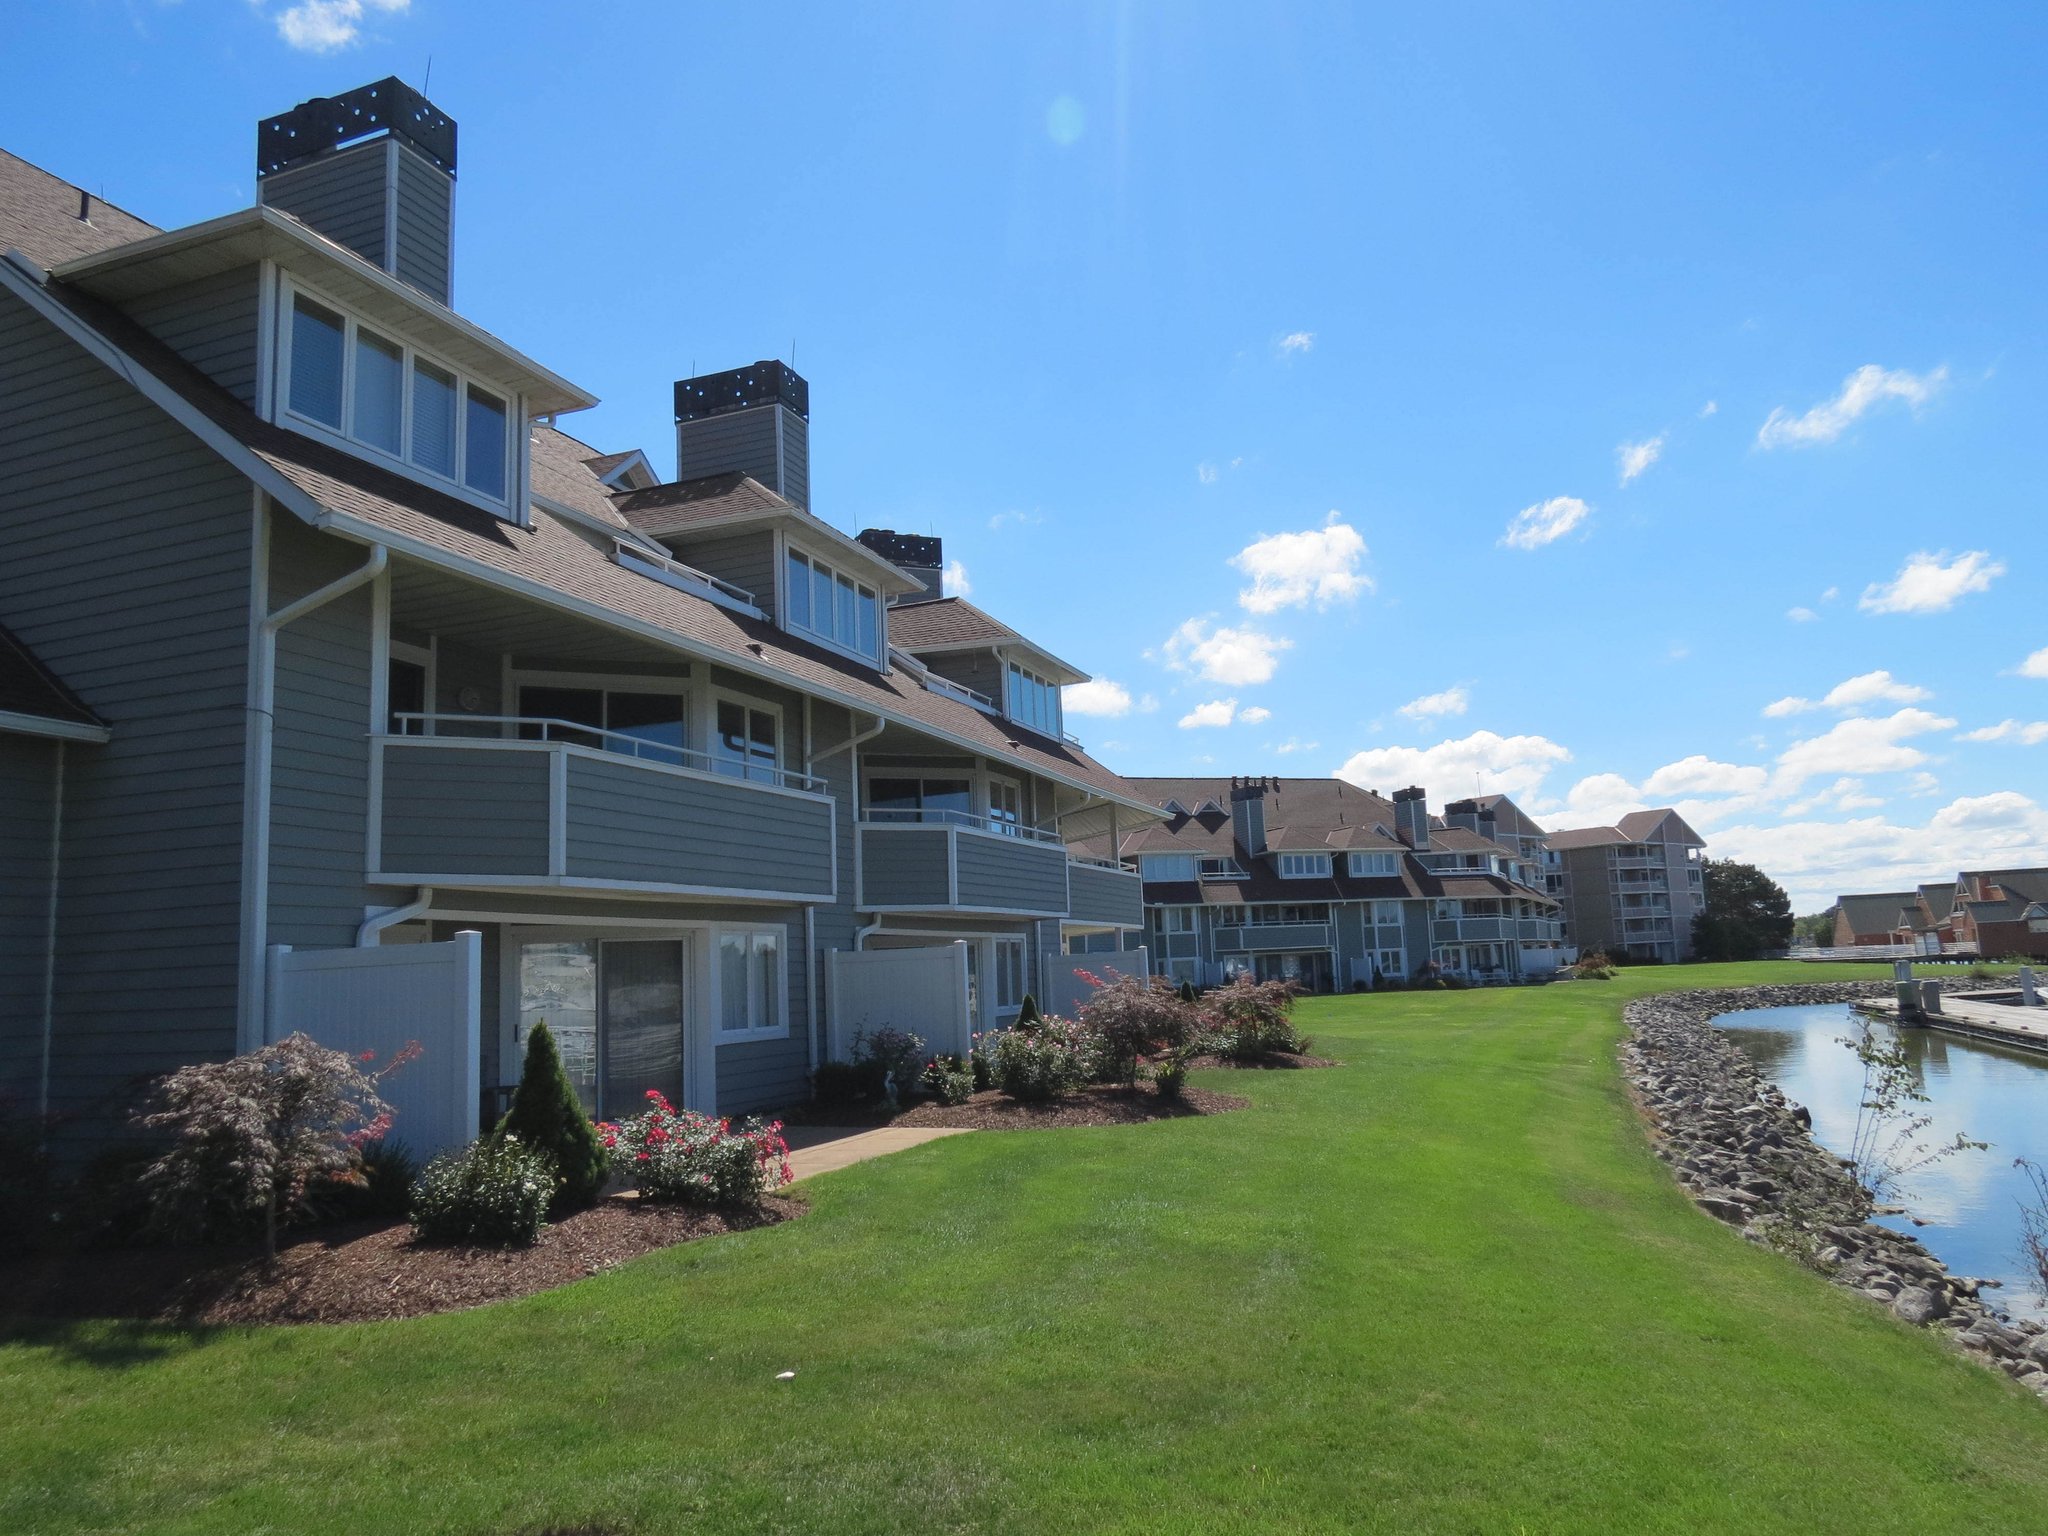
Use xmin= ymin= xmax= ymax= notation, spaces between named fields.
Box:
xmin=1545 ymin=810 xmax=1708 ymax=963
xmin=1947 ymin=869 xmax=2048 ymax=958
xmin=1075 ymin=779 xmax=1569 ymax=988
xmin=1830 ymin=888 xmax=1947 ymax=949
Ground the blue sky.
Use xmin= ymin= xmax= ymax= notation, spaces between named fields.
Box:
xmin=6 ymin=2 xmax=2045 ymax=909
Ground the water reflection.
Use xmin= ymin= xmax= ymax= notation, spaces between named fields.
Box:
xmin=1717 ymin=1003 xmax=2048 ymax=1323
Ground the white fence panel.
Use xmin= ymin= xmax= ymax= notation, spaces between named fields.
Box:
xmin=826 ymin=945 xmax=971 ymax=1062
xmin=268 ymin=933 xmax=481 ymax=1160
xmin=1038 ymin=948 xmax=1152 ymax=1018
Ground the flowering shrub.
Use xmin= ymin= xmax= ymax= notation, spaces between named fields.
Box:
xmin=990 ymin=1018 xmax=1094 ymax=1102
xmin=852 ymin=1027 xmax=928 ymax=1101
xmin=920 ymin=1054 xmax=975 ymax=1106
xmin=1076 ymin=969 xmax=1200 ymax=1088
xmin=133 ymin=1033 xmax=417 ymax=1254
xmin=1198 ymin=974 xmax=1307 ymax=1060
xmin=410 ymin=1134 xmax=555 ymax=1247
xmin=1570 ymin=950 xmax=1618 ymax=981
xmin=600 ymin=1093 xmax=792 ymax=1206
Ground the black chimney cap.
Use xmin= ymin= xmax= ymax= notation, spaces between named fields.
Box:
xmin=675 ymin=360 xmax=809 ymax=424
xmin=857 ymin=529 xmax=941 ymax=570
xmin=259 ymin=77 xmax=456 ymax=179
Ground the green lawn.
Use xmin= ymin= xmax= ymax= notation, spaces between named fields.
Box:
xmin=6 ymin=961 xmax=2048 ymax=1534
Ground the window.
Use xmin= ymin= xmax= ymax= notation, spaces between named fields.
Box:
xmin=784 ymin=548 xmax=881 ymax=662
xmin=1151 ymin=906 xmax=1200 ymax=934
xmin=388 ymin=656 xmax=427 ymax=735
xmin=1348 ymin=852 xmax=1399 ymax=877
xmin=518 ymin=684 xmax=687 ymax=763
xmin=1370 ymin=900 xmax=1404 ymax=926
xmin=1005 ymin=661 xmax=1061 ymax=738
xmin=713 ymin=698 xmax=780 ymax=781
xmin=717 ymin=930 xmax=785 ymax=1040
xmin=1250 ymin=903 xmax=1328 ymax=925
xmin=867 ymin=775 xmax=973 ymax=826
xmin=1198 ymin=855 xmax=1247 ymax=880
xmin=987 ymin=777 xmax=1023 ymax=838
xmin=1140 ymin=853 xmax=1199 ymax=882
xmin=280 ymin=281 xmax=519 ymax=511
xmin=994 ymin=937 xmax=1025 ymax=1012
xmin=1278 ymin=853 xmax=1331 ymax=879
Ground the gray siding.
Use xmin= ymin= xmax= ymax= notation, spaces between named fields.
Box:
xmin=379 ymin=747 xmax=551 ymax=876
xmin=1401 ymin=904 xmax=1433 ymax=973
xmin=676 ymin=403 xmax=807 ymax=508
xmin=0 ymin=287 xmax=252 ymax=1140
xmin=921 ymin=650 xmax=1003 ymax=708
xmin=860 ymin=825 xmax=951 ymax=907
xmin=391 ymin=143 xmax=454 ymax=305
xmin=260 ymin=142 xmax=390 ymax=272
xmin=1067 ymin=862 xmax=1143 ymax=928
xmin=669 ymin=530 xmax=776 ymax=617
xmin=956 ymin=833 xmax=1067 ymax=915
xmin=121 ymin=265 xmax=262 ymax=407
xmin=563 ymin=754 xmax=833 ymax=896
xmin=0 ymin=737 xmax=58 ymax=1104
xmin=267 ymin=516 xmax=375 ymax=950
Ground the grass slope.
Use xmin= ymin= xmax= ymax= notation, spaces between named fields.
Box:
xmin=5 ymin=962 xmax=2047 ymax=1534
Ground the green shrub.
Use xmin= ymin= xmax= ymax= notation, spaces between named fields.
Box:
xmin=1153 ymin=1058 xmax=1189 ymax=1100
xmin=809 ymin=1060 xmax=874 ymax=1110
xmin=969 ymin=1034 xmax=995 ymax=1092
xmin=851 ymin=1027 xmax=927 ymax=1100
xmin=991 ymin=1021 xmax=1091 ymax=1102
xmin=1198 ymin=974 xmax=1306 ymax=1060
xmin=601 ymin=1096 xmax=790 ymax=1205
xmin=919 ymin=1054 xmax=975 ymax=1106
xmin=498 ymin=1022 xmax=609 ymax=1213
xmin=1570 ymin=951 xmax=1619 ymax=981
xmin=309 ymin=1137 xmax=420 ymax=1223
xmin=0 ymin=1096 xmax=52 ymax=1258
xmin=1077 ymin=969 xmax=1199 ymax=1088
xmin=1016 ymin=994 xmax=1042 ymax=1026
xmin=410 ymin=1134 xmax=555 ymax=1247
xmin=1177 ymin=979 xmax=1199 ymax=1004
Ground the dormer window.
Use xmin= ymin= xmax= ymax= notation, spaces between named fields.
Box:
xmin=1005 ymin=661 xmax=1061 ymax=738
xmin=784 ymin=547 xmax=881 ymax=665
xmin=1348 ymin=852 xmax=1399 ymax=877
xmin=279 ymin=281 xmax=520 ymax=518
xmin=1278 ymin=853 xmax=1331 ymax=879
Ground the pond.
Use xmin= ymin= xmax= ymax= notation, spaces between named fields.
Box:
xmin=1716 ymin=1003 xmax=2048 ymax=1322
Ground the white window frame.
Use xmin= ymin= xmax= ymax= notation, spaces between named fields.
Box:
xmin=274 ymin=274 xmax=524 ymax=521
xmin=709 ymin=690 xmax=784 ymax=783
xmin=1140 ymin=853 xmax=1199 ymax=882
xmin=986 ymin=774 xmax=1025 ymax=839
xmin=1348 ymin=851 xmax=1399 ymax=877
xmin=993 ymin=935 xmax=1026 ymax=1014
xmin=511 ymin=670 xmax=693 ymax=754
xmin=712 ymin=925 xmax=790 ymax=1044
xmin=1278 ymin=853 xmax=1332 ymax=880
xmin=781 ymin=542 xmax=883 ymax=666
xmin=1004 ymin=659 xmax=1062 ymax=739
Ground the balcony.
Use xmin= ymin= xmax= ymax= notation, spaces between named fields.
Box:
xmin=1432 ymin=917 xmax=1509 ymax=942
xmin=858 ymin=811 xmax=1071 ymax=917
xmin=1214 ymin=922 xmax=1335 ymax=953
xmin=373 ymin=717 xmax=836 ymax=901
xmin=1067 ymin=859 xmax=1144 ymax=928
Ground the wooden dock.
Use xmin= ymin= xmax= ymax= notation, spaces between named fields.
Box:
xmin=1854 ymin=989 xmax=2048 ymax=1056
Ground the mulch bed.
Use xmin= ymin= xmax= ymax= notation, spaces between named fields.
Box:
xmin=1183 ymin=1050 xmax=1340 ymax=1070
xmin=888 ymin=1081 xmax=1246 ymax=1130
xmin=0 ymin=1195 xmax=803 ymax=1327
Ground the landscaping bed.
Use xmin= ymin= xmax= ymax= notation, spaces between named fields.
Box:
xmin=0 ymin=1195 xmax=803 ymax=1327
xmin=892 ymin=1081 xmax=1245 ymax=1128
xmin=1182 ymin=1048 xmax=1339 ymax=1070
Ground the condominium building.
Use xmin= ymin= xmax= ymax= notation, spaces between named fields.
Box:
xmin=1545 ymin=810 xmax=1707 ymax=963
xmin=1078 ymin=779 xmax=1569 ymax=988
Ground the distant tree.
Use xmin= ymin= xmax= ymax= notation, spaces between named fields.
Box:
xmin=1792 ymin=909 xmax=1837 ymax=949
xmin=1692 ymin=859 xmax=1795 ymax=961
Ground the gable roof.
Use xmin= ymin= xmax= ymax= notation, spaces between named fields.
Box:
xmin=886 ymin=596 xmax=1017 ymax=650
xmin=1835 ymin=891 xmax=1919 ymax=937
xmin=1546 ymin=808 xmax=1702 ymax=851
xmin=0 ymin=149 xmax=159 ymax=270
xmin=0 ymin=621 xmax=110 ymax=741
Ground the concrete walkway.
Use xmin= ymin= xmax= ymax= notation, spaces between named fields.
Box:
xmin=782 ymin=1124 xmax=973 ymax=1183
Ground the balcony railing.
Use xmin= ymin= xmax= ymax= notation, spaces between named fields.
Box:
xmin=1213 ymin=922 xmax=1335 ymax=953
xmin=612 ymin=540 xmax=764 ymax=617
xmin=390 ymin=713 xmax=825 ymax=793
xmin=860 ymin=805 xmax=1063 ymax=844
xmin=858 ymin=817 xmax=1071 ymax=916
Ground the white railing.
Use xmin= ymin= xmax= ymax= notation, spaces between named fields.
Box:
xmin=612 ymin=540 xmax=763 ymax=616
xmin=387 ymin=713 xmax=827 ymax=794
xmin=860 ymin=806 xmax=1065 ymax=845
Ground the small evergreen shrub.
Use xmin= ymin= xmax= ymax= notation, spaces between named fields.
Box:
xmin=600 ymin=1094 xmax=791 ymax=1205
xmin=1177 ymin=979 xmax=1199 ymax=1004
xmin=968 ymin=1033 xmax=995 ymax=1092
xmin=1016 ymin=994 xmax=1042 ymax=1026
xmin=498 ymin=1022 xmax=609 ymax=1213
xmin=919 ymin=1055 xmax=975 ymax=1106
xmin=991 ymin=1020 xmax=1092 ymax=1102
xmin=410 ymin=1134 xmax=555 ymax=1247
xmin=1153 ymin=1058 xmax=1188 ymax=1100
xmin=1197 ymin=974 xmax=1306 ymax=1060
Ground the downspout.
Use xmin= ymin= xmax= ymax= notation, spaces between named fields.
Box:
xmin=37 ymin=742 xmax=65 ymax=1124
xmin=242 ymin=532 xmax=388 ymax=1046
xmin=804 ymin=906 xmax=819 ymax=1075
xmin=359 ymin=886 xmax=435 ymax=947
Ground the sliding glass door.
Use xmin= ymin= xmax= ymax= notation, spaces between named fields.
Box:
xmin=516 ymin=937 xmax=688 ymax=1119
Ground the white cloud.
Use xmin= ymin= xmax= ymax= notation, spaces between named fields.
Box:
xmin=1756 ymin=364 xmax=1947 ymax=449
xmin=1858 ymin=550 xmax=2005 ymax=615
xmin=1712 ymin=792 xmax=2048 ymax=911
xmin=2017 ymin=647 xmax=2048 ymax=680
xmin=1764 ymin=670 xmax=1933 ymax=716
xmin=1335 ymin=730 xmax=1573 ymax=802
xmin=986 ymin=509 xmax=1043 ymax=531
xmin=1787 ymin=606 xmax=1819 ymax=623
xmin=1161 ymin=617 xmax=1292 ymax=685
xmin=1277 ymin=331 xmax=1315 ymax=355
xmin=1617 ymin=435 xmax=1665 ymax=485
xmin=1907 ymin=772 xmax=1942 ymax=796
xmin=1641 ymin=756 xmax=1769 ymax=797
xmin=1773 ymin=708 xmax=1957 ymax=793
xmin=1500 ymin=496 xmax=1591 ymax=551
xmin=1822 ymin=586 xmax=1840 ymax=602
xmin=1700 ymin=400 xmax=1719 ymax=418
xmin=1196 ymin=463 xmax=1219 ymax=485
xmin=1231 ymin=512 xmax=1371 ymax=612
xmin=1062 ymin=678 xmax=1132 ymax=717
xmin=1137 ymin=693 xmax=1160 ymax=713
xmin=1957 ymin=720 xmax=2048 ymax=746
xmin=1545 ymin=772 xmax=1649 ymax=830
xmin=1272 ymin=738 xmax=1320 ymax=756
xmin=273 ymin=0 xmax=408 ymax=52
xmin=1398 ymin=686 xmax=1470 ymax=721
xmin=1178 ymin=698 xmax=1237 ymax=729
xmin=943 ymin=558 xmax=972 ymax=597
xmin=1238 ymin=705 xmax=1272 ymax=725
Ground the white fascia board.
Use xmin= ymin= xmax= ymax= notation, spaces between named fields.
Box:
xmin=0 ymin=710 xmax=111 ymax=744
xmin=313 ymin=507 xmax=1162 ymax=821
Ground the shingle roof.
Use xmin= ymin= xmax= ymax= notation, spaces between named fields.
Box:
xmin=0 ymin=622 xmax=105 ymax=729
xmin=1535 ymin=825 xmax=1625 ymax=851
xmin=14 ymin=265 xmax=1153 ymax=813
xmin=529 ymin=423 xmax=633 ymax=530
xmin=0 ymin=149 xmax=159 ymax=270
xmin=1835 ymin=891 xmax=1919 ymax=938
xmin=886 ymin=597 xmax=1017 ymax=650
xmin=613 ymin=472 xmax=796 ymax=535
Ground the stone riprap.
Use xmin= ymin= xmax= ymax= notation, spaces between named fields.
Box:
xmin=1623 ymin=981 xmax=2048 ymax=1401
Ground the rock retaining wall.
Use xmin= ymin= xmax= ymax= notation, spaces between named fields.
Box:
xmin=1624 ymin=981 xmax=2048 ymax=1400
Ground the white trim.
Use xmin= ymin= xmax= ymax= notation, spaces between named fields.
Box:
xmin=253 ymin=258 xmax=278 ymax=422
xmin=708 ymin=687 xmax=786 ymax=784
xmin=37 ymin=741 xmax=64 ymax=1120
xmin=783 ymin=545 xmax=885 ymax=667
xmin=379 ymin=729 xmax=828 ymax=801
xmin=710 ymin=923 xmax=793 ymax=1044
xmin=0 ymin=710 xmax=109 ymax=744
xmin=235 ymin=491 xmax=272 ymax=1051
xmin=547 ymin=749 xmax=568 ymax=876
xmin=382 ymin=138 xmax=400 ymax=274
xmin=373 ymin=874 xmax=836 ymax=905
